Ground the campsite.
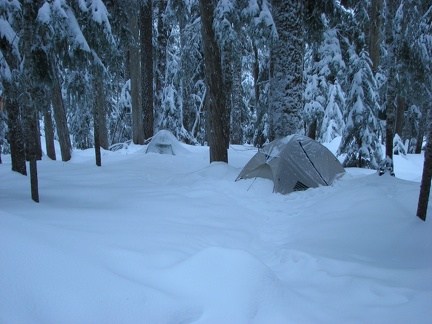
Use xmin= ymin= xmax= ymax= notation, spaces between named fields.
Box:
xmin=1 ymin=136 xmax=431 ymax=323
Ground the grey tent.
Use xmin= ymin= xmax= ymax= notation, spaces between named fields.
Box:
xmin=145 ymin=130 xmax=189 ymax=155
xmin=236 ymin=135 xmax=345 ymax=194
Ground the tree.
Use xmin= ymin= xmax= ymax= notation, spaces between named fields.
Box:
xmin=199 ymin=0 xmax=229 ymax=162
xmin=338 ymin=49 xmax=382 ymax=169
xmin=141 ymin=0 xmax=154 ymax=140
xmin=269 ymin=0 xmax=304 ymax=139
xmin=417 ymin=101 xmax=432 ymax=221
xmin=1 ymin=0 xmax=27 ymax=175
xmin=416 ymin=4 xmax=432 ymax=221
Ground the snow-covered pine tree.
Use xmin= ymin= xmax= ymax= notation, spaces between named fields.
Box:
xmin=337 ymin=49 xmax=382 ymax=169
xmin=304 ymin=24 xmax=346 ymax=142
xmin=241 ymin=0 xmax=276 ymax=146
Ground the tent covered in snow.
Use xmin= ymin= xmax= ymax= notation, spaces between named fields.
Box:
xmin=236 ymin=135 xmax=345 ymax=194
xmin=145 ymin=130 xmax=189 ymax=155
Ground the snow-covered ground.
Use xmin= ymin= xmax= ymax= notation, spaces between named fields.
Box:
xmin=1 ymin=138 xmax=431 ymax=323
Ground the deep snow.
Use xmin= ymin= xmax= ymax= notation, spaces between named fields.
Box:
xmin=1 ymin=139 xmax=431 ymax=323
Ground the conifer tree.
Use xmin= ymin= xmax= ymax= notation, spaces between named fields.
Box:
xmin=338 ymin=49 xmax=382 ymax=169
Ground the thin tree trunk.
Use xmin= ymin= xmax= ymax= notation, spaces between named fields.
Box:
xmin=93 ymin=69 xmax=103 ymax=167
xmin=43 ymin=103 xmax=56 ymax=160
xmin=96 ymin=74 xmax=108 ymax=150
xmin=51 ymin=71 xmax=72 ymax=161
xmin=141 ymin=0 xmax=154 ymax=140
xmin=416 ymin=106 xmax=432 ymax=221
xmin=199 ymin=0 xmax=229 ymax=163
xmin=26 ymin=103 xmax=39 ymax=202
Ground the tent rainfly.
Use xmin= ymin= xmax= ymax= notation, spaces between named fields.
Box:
xmin=145 ymin=130 xmax=189 ymax=155
xmin=236 ymin=135 xmax=345 ymax=194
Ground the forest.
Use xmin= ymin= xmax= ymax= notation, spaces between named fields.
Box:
xmin=0 ymin=0 xmax=431 ymax=209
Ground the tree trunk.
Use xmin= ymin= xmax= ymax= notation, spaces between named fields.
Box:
xmin=199 ymin=0 xmax=229 ymax=163
xmin=416 ymin=106 xmax=432 ymax=221
xmin=141 ymin=0 xmax=154 ymax=140
xmin=269 ymin=0 xmax=304 ymax=139
xmin=155 ymin=0 xmax=168 ymax=132
xmin=96 ymin=74 xmax=108 ymax=150
xmin=6 ymin=96 xmax=27 ymax=175
xmin=128 ymin=9 xmax=144 ymax=144
xmin=93 ymin=68 xmax=104 ymax=167
xmin=26 ymin=103 xmax=39 ymax=202
xmin=222 ymin=42 xmax=233 ymax=142
xmin=43 ymin=102 xmax=56 ymax=160
xmin=51 ymin=72 xmax=72 ymax=161
xmin=368 ymin=0 xmax=384 ymax=74
xmin=231 ymin=49 xmax=243 ymax=144
xmin=308 ymin=118 xmax=317 ymax=140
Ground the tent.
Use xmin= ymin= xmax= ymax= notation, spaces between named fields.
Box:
xmin=236 ymin=135 xmax=345 ymax=194
xmin=145 ymin=130 xmax=189 ymax=155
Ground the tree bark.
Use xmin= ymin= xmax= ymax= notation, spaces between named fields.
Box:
xmin=155 ymin=0 xmax=168 ymax=132
xmin=93 ymin=68 xmax=104 ymax=167
xmin=43 ymin=103 xmax=56 ymax=160
xmin=368 ymin=0 xmax=384 ymax=74
xmin=199 ymin=0 xmax=229 ymax=163
xmin=6 ymin=96 xmax=27 ymax=175
xmin=141 ymin=0 xmax=154 ymax=140
xmin=231 ymin=50 xmax=243 ymax=144
xmin=308 ymin=118 xmax=317 ymax=140
xmin=269 ymin=0 xmax=304 ymax=139
xmin=128 ymin=8 xmax=144 ymax=144
xmin=416 ymin=106 xmax=432 ymax=221
xmin=51 ymin=71 xmax=72 ymax=161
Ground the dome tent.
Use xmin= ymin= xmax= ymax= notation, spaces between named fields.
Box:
xmin=145 ymin=130 xmax=189 ymax=155
xmin=236 ymin=135 xmax=345 ymax=194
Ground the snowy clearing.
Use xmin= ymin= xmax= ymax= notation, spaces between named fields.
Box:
xmin=1 ymin=140 xmax=431 ymax=323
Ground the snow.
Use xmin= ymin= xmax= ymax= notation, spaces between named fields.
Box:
xmin=1 ymin=139 xmax=432 ymax=323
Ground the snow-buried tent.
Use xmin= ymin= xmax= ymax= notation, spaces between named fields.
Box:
xmin=145 ymin=130 xmax=189 ymax=155
xmin=236 ymin=135 xmax=345 ymax=194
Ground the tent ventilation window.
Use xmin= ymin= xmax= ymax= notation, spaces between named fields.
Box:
xmin=293 ymin=181 xmax=309 ymax=192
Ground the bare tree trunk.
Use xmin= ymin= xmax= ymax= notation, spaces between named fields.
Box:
xmin=43 ymin=103 xmax=56 ymax=160
xmin=128 ymin=9 xmax=144 ymax=144
xmin=6 ymin=96 xmax=27 ymax=175
xmin=368 ymin=0 xmax=384 ymax=74
xmin=155 ymin=0 xmax=168 ymax=131
xmin=51 ymin=72 xmax=72 ymax=161
xmin=25 ymin=100 xmax=39 ymax=202
xmin=416 ymin=105 xmax=432 ymax=221
xmin=308 ymin=118 xmax=317 ymax=140
xmin=199 ymin=0 xmax=229 ymax=163
xmin=269 ymin=0 xmax=304 ymax=139
xmin=93 ymin=68 xmax=104 ymax=167
xmin=231 ymin=50 xmax=243 ymax=144
xmin=141 ymin=0 xmax=154 ymax=140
